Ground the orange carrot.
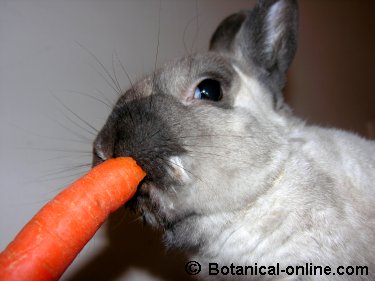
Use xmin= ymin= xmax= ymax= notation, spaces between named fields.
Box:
xmin=0 ymin=157 xmax=145 ymax=281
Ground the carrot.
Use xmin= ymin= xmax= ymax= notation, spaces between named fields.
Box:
xmin=0 ymin=157 xmax=145 ymax=281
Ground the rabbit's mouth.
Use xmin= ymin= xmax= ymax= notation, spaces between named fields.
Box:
xmin=125 ymin=155 xmax=196 ymax=229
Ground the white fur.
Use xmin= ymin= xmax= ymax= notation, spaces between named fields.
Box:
xmin=167 ymin=156 xmax=190 ymax=183
xmin=265 ymin=0 xmax=287 ymax=56
xmin=233 ymin=66 xmax=288 ymax=127
xmin=191 ymin=71 xmax=375 ymax=280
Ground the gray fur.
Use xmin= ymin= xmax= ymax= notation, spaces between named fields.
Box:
xmin=94 ymin=0 xmax=375 ymax=280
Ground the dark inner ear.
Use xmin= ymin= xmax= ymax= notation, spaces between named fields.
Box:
xmin=209 ymin=0 xmax=298 ymax=96
xmin=209 ymin=11 xmax=247 ymax=54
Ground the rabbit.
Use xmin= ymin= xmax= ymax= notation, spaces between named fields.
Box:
xmin=93 ymin=0 xmax=375 ymax=280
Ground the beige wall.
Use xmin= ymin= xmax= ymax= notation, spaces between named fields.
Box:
xmin=287 ymin=0 xmax=375 ymax=138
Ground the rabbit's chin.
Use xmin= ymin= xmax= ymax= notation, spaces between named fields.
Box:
xmin=133 ymin=180 xmax=189 ymax=229
xmin=134 ymin=178 xmax=210 ymax=250
xmin=135 ymin=181 xmax=166 ymax=227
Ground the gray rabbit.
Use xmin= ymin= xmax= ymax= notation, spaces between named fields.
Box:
xmin=93 ymin=0 xmax=375 ymax=280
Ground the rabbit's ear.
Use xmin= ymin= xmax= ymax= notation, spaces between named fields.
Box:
xmin=210 ymin=0 xmax=298 ymax=94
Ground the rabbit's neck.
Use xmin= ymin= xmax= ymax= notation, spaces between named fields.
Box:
xmin=164 ymin=168 xmax=289 ymax=259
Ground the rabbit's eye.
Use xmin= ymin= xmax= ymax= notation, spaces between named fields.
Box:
xmin=194 ymin=79 xmax=222 ymax=101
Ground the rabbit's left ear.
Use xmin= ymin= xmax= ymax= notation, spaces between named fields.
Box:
xmin=210 ymin=0 xmax=298 ymax=95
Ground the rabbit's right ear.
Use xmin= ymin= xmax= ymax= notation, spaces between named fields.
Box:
xmin=210 ymin=0 xmax=298 ymax=95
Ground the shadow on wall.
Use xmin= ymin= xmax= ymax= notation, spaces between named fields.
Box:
xmin=66 ymin=210 xmax=195 ymax=281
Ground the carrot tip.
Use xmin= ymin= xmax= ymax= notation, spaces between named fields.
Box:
xmin=0 ymin=157 xmax=146 ymax=281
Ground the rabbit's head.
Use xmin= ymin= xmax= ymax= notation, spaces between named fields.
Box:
xmin=93 ymin=0 xmax=298 ymax=249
